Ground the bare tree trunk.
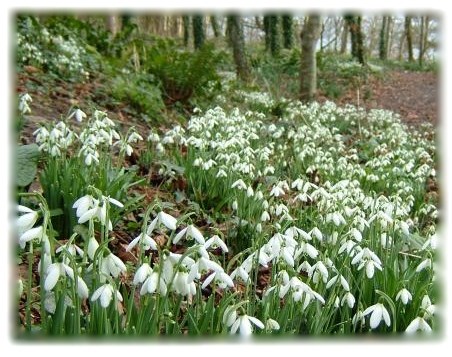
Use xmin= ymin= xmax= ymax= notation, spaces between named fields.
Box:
xmin=419 ymin=16 xmax=426 ymax=65
xmin=379 ymin=16 xmax=388 ymax=60
xmin=210 ymin=15 xmax=221 ymax=37
xmin=183 ymin=16 xmax=190 ymax=47
xmin=300 ymin=15 xmax=322 ymax=102
xmin=227 ymin=15 xmax=251 ymax=82
xmin=386 ymin=16 xmax=393 ymax=59
xmin=405 ymin=16 xmax=414 ymax=62
xmin=340 ymin=20 xmax=348 ymax=54
xmin=106 ymin=14 xmax=119 ymax=37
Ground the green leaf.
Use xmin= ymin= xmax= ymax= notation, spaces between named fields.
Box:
xmin=16 ymin=144 xmax=40 ymax=187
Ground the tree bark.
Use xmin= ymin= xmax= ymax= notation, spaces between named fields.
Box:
xmin=210 ymin=15 xmax=221 ymax=37
xmin=106 ymin=15 xmax=119 ymax=37
xmin=345 ymin=15 xmax=366 ymax=65
xmin=192 ymin=15 xmax=205 ymax=50
xmin=340 ymin=20 xmax=348 ymax=54
xmin=379 ymin=16 xmax=388 ymax=60
xmin=405 ymin=16 xmax=414 ymax=62
xmin=227 ymin=15 xmax=251 ymax=82
xmin=282 ymin=15 xmax=293 ymax=49
xmin=268 ymin=15 xmax=280 ymax=56
xmin=183 ymin=16 xmax=190 ymax=47
xmin=300 ymin=15 xmax=322 ymax=102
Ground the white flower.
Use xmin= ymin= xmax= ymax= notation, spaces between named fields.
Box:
xmin=266 ymin=318 xmax=280 ymax=331
xmin=147 ymin=211 xmax=178 ymax=233
xmin=19 ymin=226 xmax=44 ymax=249
xmin=17 ymin=205 xmax=39 ymax=235
xmin=405 ymin=317 xmax=432 ymax=334
xmin=140 ymin=271 xmax=167 ymax=295
xmin=87 ymin=236 xmax=99 ymax=260
xmin=133 ymin=263 xmax=153 ymax=285
xmin=362 ymin=303 xmax=391 ymax=329
xmin=91 ymin=283 xmax=123 ymax=308
xmin=100 ymin=253 xmax=127 ymax=280
xmin=69 ymin=108 xmax=87 ymax=122
xmin=126 ymin=232 xmax=158 ymax=252
xmin=341 ymin=292 xmax=356 ymax=308
xmin=204 ymin=235 xmax=228 ymax=253
xmin=415 ymin=258 xmax=432 ymax=273
xmin=230 ymin=314 xmax=264 ymax=337
xmin=395 ymin=288 xmax=412 ymax=305
xmin=173 ymin=224 xmax=205 ymax=245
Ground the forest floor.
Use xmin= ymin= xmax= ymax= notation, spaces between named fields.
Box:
xmin=17 ymin=67 xmax=439 ymax=146
xmin=326 ymin=69 xmax=439 ymax=128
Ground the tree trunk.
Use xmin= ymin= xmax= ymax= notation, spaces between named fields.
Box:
xmin=300 ymin=15 xmax=322 ymax=102
xmin=419 ymin=16 xmax=425 ymax=65
xmin=227 ymin=15 xmax=251 ymax=82
xmin=379 ymin=16 xmax=388 ymax=60
xmin=345 ymin=15 xmax=366 ymax=65
xmin=106 ymin=15 xmax=119 ymax=37
xmin=405 ymin=16 xmax=414 ymax=62
xmin=386 ymin=16 xmax=393 ymax=59
xmin=211 ymin=15 xmax=221 ymax=37
xmin=340 ymin=20 xmax=348 ymax=54
xmin=183 ymin=16 xmax=190 ymax=47
xmin=268 ymin=15 xmax=280 ymax=56
xmin=281 ymin=15 xmax=293 ymax=49
xmin=263 ymin=15 xmax=271 ymax=51
xmin=192 ymin=15 xmax=205 ymax=50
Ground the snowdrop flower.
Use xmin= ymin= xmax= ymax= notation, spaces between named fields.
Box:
xmin=202 ymin=269 xmax=234 ymax=289
xmin=415 ymin=258 xmax=432 ymax=273
xmin=172 ymin=270 xmax=196 ymax=296
xmin=73 ymin=194 xmax=123 ymax=230
xmin=91 ymin=283 xmax=123 ymax=308
xmin=69 ymin=108 xmax=87 ymax=122
xmin=100 ymin=252 xmax=127 ymax=280
xmin=140 ymin=270 xmax=167 ymax=295
xmin=395 ymin=288 xmax=412 ymax=305
xmin=18 ymin=93 xmax=32 ymax=114
xmin=44 ymin=262 xmax=89 ymax=299
xmin=270 ymin=185 xmax=285 ymax=197
xmin=173 ymin=224 xmax=205 ymax=245
xmin=351 ymin=247 xmax=382 ymax=278
xmin=126 ymin=232 xmax=158 ymax=252
xmin=146 ymin=211 xmax=178 ymax=235
xmin=231 ymin=179 xmax=247 ymax=190
xmin=421 ymin=295 xmax=435 ymax=316
xmin=405 ymin=317 xmax=432 ymax=334
xmin=266 ymin=318 xmax=280 ymax=331
xmin=204 ymin=235 xmax=228 ymax=253
xmin=362 ymin=302 xmax=391 ymax=329
xmin=17 ymin=205 xmax=39 ymax=235
xmin=19 ymin=226 xmax=44 ymax=249
xmin=133 ymin=263 xmax=153 ymax=285
xmin=341 ymin=292 xmax=356 ymax=308
xmin=326 ymin=274 xmax=350 ymax=291
xmin=228 ymin=313 xmax=264 ymax=337
xmin=87 ymin=236 xmax=99 ymax=260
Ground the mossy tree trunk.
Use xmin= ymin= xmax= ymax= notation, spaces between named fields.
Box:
xmin=282 ymin=15 xmax=293 ymax=49
xmin=227 ymin=15 xmax=251 ymax=82
xmin=300 ymin=15 xmax=322 ymax=102
xmin=405 ymin=16 xmax=414 ymax=62
xmin=192 ymin=15 xmax=205 ymax=50
xmin=183 ymin=16 xmax=190 ymax=47
xmin=210 ymin=15 xmax=221 ymax=37
xmin=345 ymin=15 xmax=366 ymax=65
xmin=379 ymin=16 xmax=388 ymax=60
xmin=268 ymin=15 xmax=280 ymax=56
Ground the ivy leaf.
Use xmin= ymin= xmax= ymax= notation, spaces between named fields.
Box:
xmin=16 ymin=144 xmax=40 ymax=187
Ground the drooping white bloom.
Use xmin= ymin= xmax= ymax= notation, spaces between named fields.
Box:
xmin=341 ymin=292 xmax=356 ymax=309
xmin=19 ymin=226 xmax=44 ymax=249
xmin=266 ymin=318 xmax=280 ymax=331
xmin=16 ymin=205 xmax=39 ymax=235
xmin=126 ymin=232 xmax=158 ymax=252
xmin=87 ymin=236 xmax=99 ymax=260
xmin=100 ymin=252 xmax=127 ymax=280
xmin=405 ymin=317 xmax=432 ymax=334
xmin=140 ymin=271 xmax=167 ymax=295
xmin=133 ymin=263 xmax=153 ymax=285
xmin=69 ymin=108 xmax=87 ymax=122
xmin=173 ymin=224 xmax=205 ymax=245
xmin=229 ymin=313 xmax=265 ymax=337
xmin=415 ymin=258 xmax=432 ymax=273
xmin=91 ymin=283 xmax=123 ymax=308
xmin=362 ymin=302 xmax=391 ymax=329
xmin=395 ymin=288 xmax=412 ymax=305
xmin=204 ymin=235 xmax=228 ymax=253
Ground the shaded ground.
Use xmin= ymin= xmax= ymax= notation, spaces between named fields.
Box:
xmin=327 ymin=69 xmax=439 ymax=128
